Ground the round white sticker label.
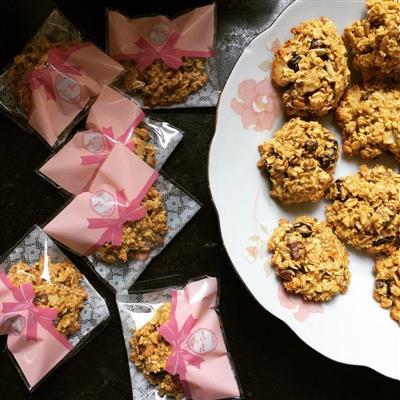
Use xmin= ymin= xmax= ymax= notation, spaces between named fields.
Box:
xmin=149 ymin=22 xmax=171 ymax=46
xmin=90 ymin=190 xmax=116 ymax=217
xmin=55 ymin=74 xmax=81 ymax=104
xmin=83 ymin=132 xmax=105 ymax=154
xmin=187 ymin=328 xmax=217 ymax=355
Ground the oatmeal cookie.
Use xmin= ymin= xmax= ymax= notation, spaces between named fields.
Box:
xmin=7 ymin=257 xmax=87 ymax=336
xmin=5 ymin=35 xmax=79 ymax=114
xmin=272 ymin=17 xmax=350 ymax=117
xmin=374 ymin=250 xmax=400 ymax=324
xmin=268 ymin=216 xmax=350 ymax=302
xmin=119 ymin=57 xmax=208 ymax=107
xmin=326 ymin=165 xmax=400 ymax=254
xmin=132 ymin=126 xmax=156 ymax=168
xmin=130 ymin=302 xmax=184 ymax=399
xmin=96 ymin=186 xmax=168 ymax=263
xmin=336 ymin=84 xmax=400 ymax=159
xmin=345 ymin=0 xmax=400 ymax=81
xmin=257 ymin=118 xmax=338 ymax=204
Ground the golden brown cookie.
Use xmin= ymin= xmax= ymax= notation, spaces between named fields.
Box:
xmin=7 ymin=257 xmax=88 ymax=336
xmin=96 ymin=186 xmax=168 ymax=263
xmin=130 ymin=302 xmax=184 ymax=400
xmin=5 ymin=35 xmax=80 ymax=115
xmin=268 ymin=216 xmax=350 ymax=302
xmin=326 ymin=165 xmax=400 ymax=254
xmin=119 ymin=57 xmax=208 ymax=107
xmin=336 ymin=84 xmax=400 ymax=159
xmin=345 ymin=0 xmax=400 ymax=81
xmin=272 ymin=17 xmax=350 ymax=117
xmin=257 ymin=118 xmax=338 ymax=204
xmin=374 ymin=250 xmax=400 ymax=324
xmin=132 ymin=126 xmax=156 ymax=168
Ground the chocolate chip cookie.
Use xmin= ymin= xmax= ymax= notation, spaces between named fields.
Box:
xmin=257 ymin=118 xmax=338 ymax=204
xmin=336 ymin=84 xmax=400 ymax=159
xmin=130 ymin=302 xmax=184 ymax=399
xmin=272 ymin=17 xmax=350 ymax=117
xmin=345 ymin=0 xmax=400 ymax=81
xmin=268 ymin=216 xmax=350 ymax=302
xmin=374 ymin=250 xmax=400 ymax=324
xmin=326 ymin=165 xmax=400 ymax=254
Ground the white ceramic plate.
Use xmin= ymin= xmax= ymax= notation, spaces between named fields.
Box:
xmin=209 ymin=0 xmax=400 ymax=380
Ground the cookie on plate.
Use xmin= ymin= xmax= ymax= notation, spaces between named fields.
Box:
xmin=272 ymin=17 xmax=350 ymax=117
xmin=7 ymin=257 xmax=88 ymax=336
xmin=257 ymin=118 xmax=338 ymax=204
xmin=130 ymin=302 xmax=184 ymax=399
xmin=345 ymin=0 xmax=400 ymax=81
xmin=268 ymin=216 xmax=350 ymax=302
xmin=326 ymin=165 xmax=400 ymax=254
xmin=374 ymin=250 xmax=400 ymax=324
xmin=336 ymin=84 xmax=400 ymax=159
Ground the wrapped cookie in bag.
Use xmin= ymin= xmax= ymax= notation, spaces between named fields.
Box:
xmin=0 ymin=226 xmax=109 ymax=391
xmin=38 ymin=86 xmax=184 ymax=195
xmin=0 ymin=9 xmax=124 ymax=148
xmin=117 ymin=276 xmax=242 ymax=400
xmin=44 ymin=143 xmax=200 ymax=291
xmin=107 ymin=4 xmax=219 ymax=108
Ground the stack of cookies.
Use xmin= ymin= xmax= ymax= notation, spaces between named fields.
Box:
xmin=258 ymin=0 xmax=400 ymax=325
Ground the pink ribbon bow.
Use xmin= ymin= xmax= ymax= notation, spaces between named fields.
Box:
xmin=2 ymin=283 xmax=57 ymax=342
xmin=80 ymin=125 xmax=136 ymax=166
xmin=86 ymin=188 xmax=147 ymax=249
xmin=158 ymin=291 xmax=204 ymax=397
xmin=133 ymin=32 xmax=182 ymax=72
xmin=27 ymin=43 xmax=89 ymax=102
xmin=0 ymin=272 xmax=72 ymax=350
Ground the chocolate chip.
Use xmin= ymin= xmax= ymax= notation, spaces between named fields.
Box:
xmin=293 ymin=223 xmax=312 ymax=238
xmin=373 ymin=237 xmax=395 ymax=246
xmin=310 ymin=39 xmax=325 ymax=49
xmin=370 ymin=19 xmax=382 ymax=29
xmin=320 ymin=54 xmax=330 ymax=61
xmin=288 ymin=241 xmax=304 ymax=260
xmin=319 ymin=155 xmax=334 ymax=169
xmin=287 ymin=54 xmax=300 ymax=72
xmin=278 ymin=269 xmax=293 ymax=281
xmin=304 ymin=140 xmax=318 ymax=153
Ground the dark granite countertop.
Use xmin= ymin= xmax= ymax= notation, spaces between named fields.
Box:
xmin=0 ymin=0 xmax=398 ymax=399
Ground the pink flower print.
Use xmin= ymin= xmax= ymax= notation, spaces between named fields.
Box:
xmin=266 ymin=38 xmax=281 ymax=53
xmin=245 ymin=245 xmax=258 ymax=262
xmin=231 ymin=78 xmax=280 ymax=131
xmin=277 ymin=285 xmax=323 ymax=322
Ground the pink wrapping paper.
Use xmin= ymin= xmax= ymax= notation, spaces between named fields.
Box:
xmin=28 ymin=42 xmax=124 ymax=146
xmin=39 ymin=86 xmax=145 ymax=195
xmin=0 ymin=272 xmax=72 ymax=388
xmin=44 ymin=143 xmax=158 ymax=256
xmin=159 ymin=277 xmax=240 ymax=400
xmin=108 ymin=4 xmax=215 ymax=71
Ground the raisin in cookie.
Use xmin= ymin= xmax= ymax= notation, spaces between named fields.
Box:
xmin=257 ymin=118 xmax=338 ymax=204
xmin=119 ymin=57 xmax=208 ymax=107
xmin=130 ymin=302 xmax=184 ymax=399
xmin=345 ymin=0 xmax=400 ymax=81
xmin=374 ymin=250 xmax=400 ymax=324
xmin=326 ymin=165 xmax=400 ymax=254
xmin=96 ymin=186 xmax=168 ymax=263
xmin=7 ymin=257 xmax=88 ymax=336
xmin=336 ymin=84 xmax=400 ymax=159
xmin=268 ymin=216 xmax=350 ymax=302
xmin=272 ymin=17 xmax=350 ymax=117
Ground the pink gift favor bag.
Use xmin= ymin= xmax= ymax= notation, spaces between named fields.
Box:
xmin=38 ymin=86 xmax=183 ymax=195
xmin=107 ymin=4 xmax=220 ymax=108
xmin=0 ymin=226 xmax=109 ymax=391
xmin=44 ymin=143 xmax=201 ymax=291
xmin=0 ymin=9 xmax=123 ymax=148
xmin=116 ymin=276 xmax=242 ymax=400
